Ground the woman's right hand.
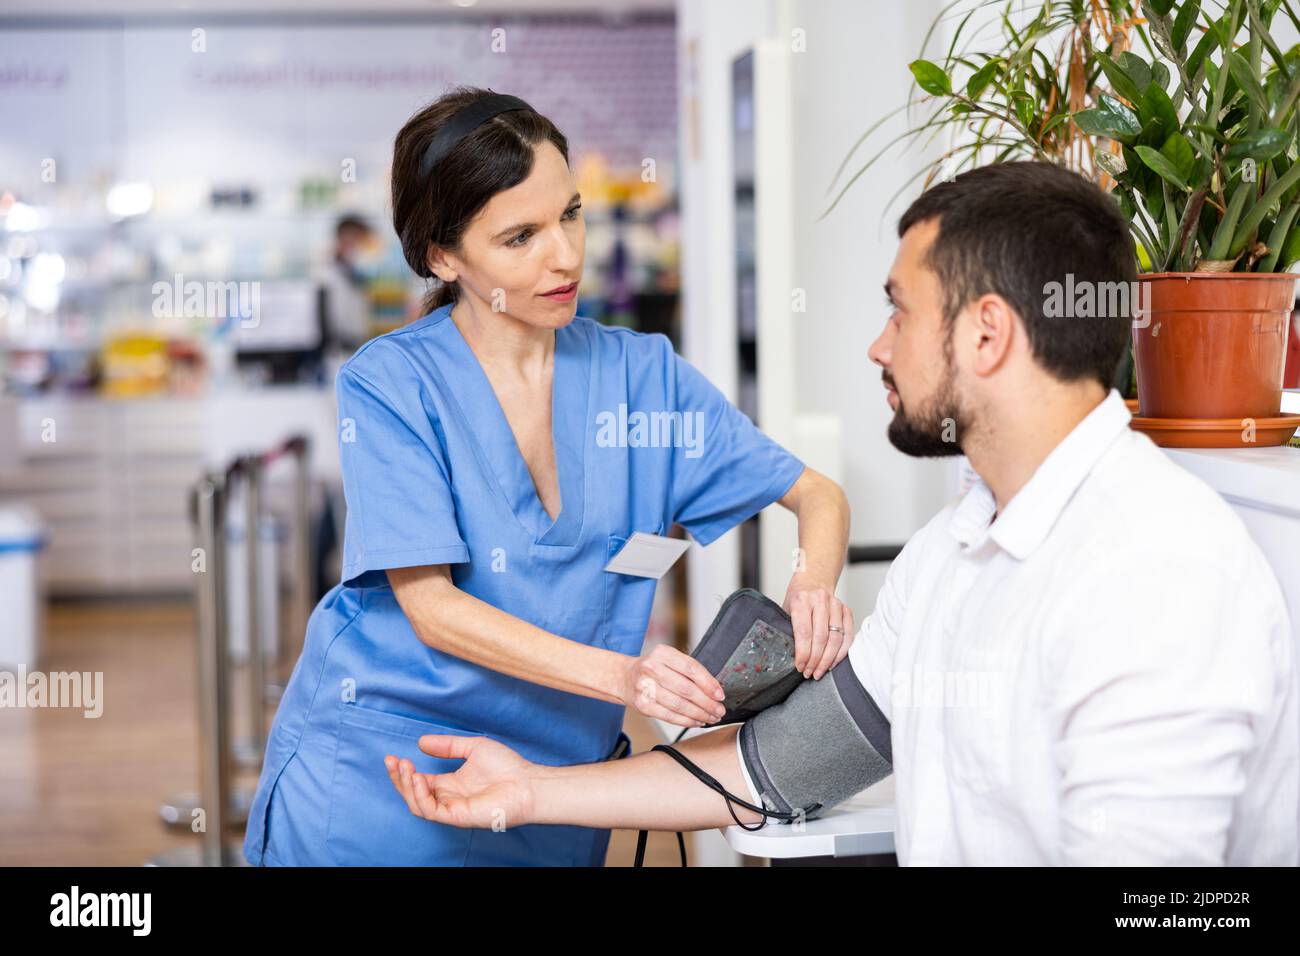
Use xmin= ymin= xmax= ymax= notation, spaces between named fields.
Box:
xmin=621 ymin=644 xmax=727 ymax=728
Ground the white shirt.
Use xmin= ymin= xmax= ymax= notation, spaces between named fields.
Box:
xmin=739 ymin=389 xmax=1299 ymax=864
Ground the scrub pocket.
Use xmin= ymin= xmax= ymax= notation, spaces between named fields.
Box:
xmin=324 ymin=701 xmax=479 ymax=866
xmin=243 ymin=724 xmax=300 ymax=866
xmin=600 ymin=521 xmax=666 ymax=654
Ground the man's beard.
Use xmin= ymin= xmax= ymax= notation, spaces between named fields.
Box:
xmin=885 ymin=362 xmax=966 ymax=458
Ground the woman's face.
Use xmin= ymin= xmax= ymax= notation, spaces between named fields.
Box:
xmin=430 ymin=139 xmax=586 ymax=330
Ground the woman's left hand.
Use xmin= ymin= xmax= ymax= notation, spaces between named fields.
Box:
xmin=783 ymin=578 xmax=855 ymax=680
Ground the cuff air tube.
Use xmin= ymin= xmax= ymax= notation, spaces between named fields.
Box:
xmin=634 ymin=589 xmax=893 ymax=866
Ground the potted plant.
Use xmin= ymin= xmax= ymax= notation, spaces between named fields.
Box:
xmin=830 ymin=0 xmax=1300 ymax=441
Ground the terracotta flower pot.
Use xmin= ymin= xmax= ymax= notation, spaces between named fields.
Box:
xmin=1133 ymin=272 xmax=1296 ymax=420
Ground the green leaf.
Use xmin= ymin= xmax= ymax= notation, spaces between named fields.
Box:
xmin=1160 ymin=132 xmax=1198 ymax=183
xmin=1188 ymin=123 xmax=1228 ymax=143
xmin=1227 ymin=50 xmax=1271 ymax=116
xmin=1151 ymin=61 xmax=1171 ymax=94
xmin=910 ymin=59 xmax=952 ymax=96
xmin=966 ymin=58 xmax=1003 ymax=101
xmin=1147 ymin=184 xmax=1166 ymax=224
xmin=1096 ymin=149 xmax=1129 ymax=179
xmin=1147 ymin=0 xmax=1176 ymax=15
xmin=1074 ymin=94 xmax=1143 ymax=140
xmin=1138 ymin=82 xmax=1180 ymax=145
xmin=1138 ymin=80 xmax=1180 ymax=137
xmin=1011 ymin=91 xmax=1035 ymax=130
xmin=1117 ymin=189 xmax=1138 ymax=221
xmin=1096 ymin=52 xmax=1143 ymax=104
xmin=1187 ymin=26 xmax=1218 ymax=79
xmin=1284 ymin=161 xmax=1300 ymax=208
xmin=1122 ymin=144 xmax=1147 ymax=188
xmin=1279 ymin=213 xmax=1300 ymax=269
xmin=1218 ymin=106 xmax=1249 ymax=135
xmin=1192 ymin=153 xmax=1214 ymax=185
xmin=1207 ymin=179 xmax=1252 ymax=260
xmin=1118 ymin=51 xmax=1153 ymax=94
xmin=1230 ymin=162 xmax=1300 ymax=256
xmin=1266 ymin=70 xmax=1287 ymax=107
xmin=1040 ymin=113 xmax=1071 ymax=138
xmin=1259 ymin=201 xmax=1300 ymax=271
xmin=1224 ymin=127 xmax=1293 ymax=161
xmin=1171 ymin=0 xmax=1202 ymax=51
xmin=1204 ymin=59 xmax=1219 ymax=94
xmin=1137 ymin=144 xmax=1192 ymax=190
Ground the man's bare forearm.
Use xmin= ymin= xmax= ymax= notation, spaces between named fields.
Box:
xmin=529 ymin=725 xmax=763 ymax=831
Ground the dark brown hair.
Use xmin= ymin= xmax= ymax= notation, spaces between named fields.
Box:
xmin=898 ymin=161 xmax=1136 ymax=388
xmin=391 ymin=86 xmax=570 ymax=315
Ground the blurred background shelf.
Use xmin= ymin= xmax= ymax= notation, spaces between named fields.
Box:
xmin=0 ymin=389 xmax=336 ymax=595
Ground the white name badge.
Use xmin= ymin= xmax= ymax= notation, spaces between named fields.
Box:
xmin=603 ymin=532 xmax=691 ymax=580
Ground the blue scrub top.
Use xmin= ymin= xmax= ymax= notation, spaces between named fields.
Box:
xmin=243 ymin=304 xmax=804 ymax=866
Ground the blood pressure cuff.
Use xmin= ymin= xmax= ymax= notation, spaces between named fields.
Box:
xmin=738 ymin=658 xmax=892 ymax=820
xmin=692 ymin=588 xmax=893 ymax=821
xmin=691 ymin=588 xmax=806 ymax=723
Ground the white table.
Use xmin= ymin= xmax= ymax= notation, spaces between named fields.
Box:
xmin=724 ymin=777 xmax=896 ymax=861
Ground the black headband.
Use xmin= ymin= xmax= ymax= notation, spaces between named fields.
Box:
xmin=418 ymin=93 xmax=535 ymax=180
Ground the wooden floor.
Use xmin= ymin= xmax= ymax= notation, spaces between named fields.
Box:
xmin=0 ymin=599 xmax=691 ymax=867
xmin=0 ymin=600 xmax=201 ymax=866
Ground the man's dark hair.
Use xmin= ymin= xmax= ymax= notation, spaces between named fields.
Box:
xmin=897 ymin=161 xmax=1136 ymax=388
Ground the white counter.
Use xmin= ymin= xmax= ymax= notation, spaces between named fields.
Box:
xmin=1162 ymin=445 xmax=1300 ymax=659
xmin=0 ymin=387 xmax=337 ymax=595
xmin=1163 ymin=446 xmax=1300 ymax=518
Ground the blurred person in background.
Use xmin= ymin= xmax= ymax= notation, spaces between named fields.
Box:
xmin=318 ymin=213 xmax=377 ymax=359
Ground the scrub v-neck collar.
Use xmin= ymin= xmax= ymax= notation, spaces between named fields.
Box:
xmin=434 ymin=304 xmax=589 ymax=548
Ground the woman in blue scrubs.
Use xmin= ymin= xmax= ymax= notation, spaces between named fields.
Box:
xmin=243 ymin=87 xmax=854 ymax=866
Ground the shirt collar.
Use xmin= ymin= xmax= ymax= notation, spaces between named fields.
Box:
xmin=948 ymin=389 xmax=1132 ymax=559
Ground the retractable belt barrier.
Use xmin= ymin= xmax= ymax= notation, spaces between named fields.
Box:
xmin=150 ymin=436 xmax=313 ymax=867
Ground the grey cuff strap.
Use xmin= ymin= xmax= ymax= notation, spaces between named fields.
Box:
xmin=738 ymin=657 xmax=892 ymax=821
xmin=831 ymin=656 xmax=892 ymax=763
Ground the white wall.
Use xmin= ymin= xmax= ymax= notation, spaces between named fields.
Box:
xmin=676 ymin=0 xmax=778 ymax=639
xmin=677 ymin=0 xmax=952 ymax=653
xmin=675 ymin=0 xmax=777 ymax=868
xmin=784 ymin=0 xmax=952 ymax=616
xmin=0 ymin=19 xmax=678 ymax=192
